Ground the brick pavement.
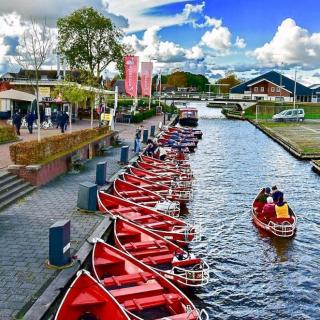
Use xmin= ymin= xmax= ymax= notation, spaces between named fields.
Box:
xmin=0 ymin=115 xmax=163 ymax=319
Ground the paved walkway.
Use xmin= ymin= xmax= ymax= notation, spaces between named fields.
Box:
xmin=0 ymin=115 xmax=163 ymax=319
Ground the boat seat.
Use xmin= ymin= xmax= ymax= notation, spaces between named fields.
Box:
xmin=71 ymin=292 xmax=106 ymax=307
xmin=133 ymin=247 xmax=172 ymax=259
xmin=146 ymin=221 xmax=173 ymax=229
xmin=130 ymin=196 xmax=159 ymax=202
xmin=155 ymin=312 xmax=198 ymax=320
xmin=172 ymin=258 xmax=201 ymax=267
xmin=103 ymin=272 xmax=154 ymax=287
xmin=94 ymin=257 xmax=124 ymax=267
xmin=117 ymin=231 xmax=140 ymax=238
xmin=124 ymin=240 xmax=166 ymax=250
xmin=123 ymin=293 xmax=182 ymax=312
xmin=142 ymin=253 xmax=174 ymax=266
xmin=132 ymin=214 xmax=157 ymax=222
xmin=110 ymin=283 xmax=164 ymax=302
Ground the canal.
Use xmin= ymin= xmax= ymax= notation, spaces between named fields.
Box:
xmin=184 ymin=103 xmax=320 ymax=319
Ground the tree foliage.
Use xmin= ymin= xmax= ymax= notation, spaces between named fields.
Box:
xmin=57 ymin=7 xmax=130 ymax=77
xmin=167 ymin=72 xmax=188 ymax=87
xmin=216 ymin=73 xmax=241 ymax=93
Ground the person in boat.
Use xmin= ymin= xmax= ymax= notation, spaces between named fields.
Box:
xmin=270 ymin=192 xmax=294 ymax=224
xmin=145 ymin=139 xmax=155 ymax=156
xmin=257 ymin=187 xmax=271 ymax=202
xmin=271 ymin=185 xmax=278 ymax=196
xmin=262 ymin=196 xmax=276 ymax=222
xmin=156 ymin=145 xmax=167 ymax=161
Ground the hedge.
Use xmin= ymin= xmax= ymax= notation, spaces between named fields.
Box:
xmin=131 ymin=108 xmax=156 ymax=123
xmin=10 ymin=126 xmax=110 ymax=165
xmin=0 ymin=125 xmax=17 ymax=143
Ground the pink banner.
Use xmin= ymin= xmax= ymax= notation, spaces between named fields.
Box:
xmin=124 ymin=56 xmax=139 ymax=97
xmin=140 ymin=62 xmax=153 ymax=97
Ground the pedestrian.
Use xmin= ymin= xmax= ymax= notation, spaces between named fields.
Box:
xmin=26 ymin=111 xmax=35 ymax=134
xmin=56 ymin=111 xmax=62 ymax=129
xmin=134 ymin=129 xmax=141 ymax=154
xmin=62 ymin=111 xmax=69 ymax=132
xmin=12 ymin=111 xmax=22 ymax=136
xmin=59 ymin=112 xmax=66 ymax=133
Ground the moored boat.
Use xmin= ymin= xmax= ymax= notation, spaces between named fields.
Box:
xmin=114 ymin=217 xmax=209 ymax=288
xmin=92 ymin=240 xmax=208 ymax=320
xmin=55 ymin=270 xmax=130 ymax=320
xmin=113 ymin=178 xmax=180 ymax=216
xmin=122 ymin=172 xmax=192 ymax=204
xmin=128 ymin=166 xmax=192 ymax=189
xmin=178 ymin=108 xmax=199 ymax=127
xmin=97 ymin=192 xmax=198 ymax=246
xmin=252 ymin=188 xmax=297 ymax=237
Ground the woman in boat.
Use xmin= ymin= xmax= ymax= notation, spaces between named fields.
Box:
xmin=262 ymin=196 xmax=276 ymax=222
xmin=270 ymin=192 xmax=294 ymax=224
xmin=157 ymin=146 xmax=167 ymax=160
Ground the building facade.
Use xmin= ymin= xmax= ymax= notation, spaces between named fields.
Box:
xmin=230 ymin=71 xmax=312 ymax=102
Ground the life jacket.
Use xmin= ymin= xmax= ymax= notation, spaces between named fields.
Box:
xmin=275 ymin=203 xmax=290 ymax=219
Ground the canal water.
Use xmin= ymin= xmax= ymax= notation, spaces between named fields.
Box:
xmin=184 ymin=103 xmax=320 ymax=319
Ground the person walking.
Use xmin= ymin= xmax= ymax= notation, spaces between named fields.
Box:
xmin=26 ymin=111 xmax=35 ymax=134
xmin=12 ymin=111 xmax=22 ymax=136
xmin=59 ymin=112 xmax=66 ymax=133
xmin=62 ymin=111 xmax=69 ymax=132
xmin=134 ymin=128 xmax=141 ymax=154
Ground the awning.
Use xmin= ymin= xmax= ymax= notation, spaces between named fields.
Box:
xmin=0 ymin=89 xmax=36 ymax=102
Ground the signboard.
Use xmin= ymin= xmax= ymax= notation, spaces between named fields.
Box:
xmin=141 ymin=62 xmax=153 ymax=96
xmin=45 ymin=107 xmax=51 ymax=116
xmin=38 ymin=87 xmax=51 ymax=97
xmin=101 ymin=113 xmax=113 ymax=121
xmin=124 ymin=56 xmax=139 ymax=97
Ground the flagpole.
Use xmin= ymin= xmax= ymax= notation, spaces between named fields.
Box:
xmin=148 ymin=62 xmax=153 ymax=110
xmin=158 ymin=70 xmax=162 ymax=109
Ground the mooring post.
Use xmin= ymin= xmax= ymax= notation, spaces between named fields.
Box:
xmin=150 ymin=125 xmax=156 ymax=137
xmin=77 ymin=181 xmax=97 ymax=211
xmin=95 ymin=161 xmax=107 ymax=186
xmin=143 ymin=129 xmax=149 ymax=143
xmin=49 ymin=220 xmax=71 ymax=267
xmin=120 ymin=146 xmax=129 ymax=163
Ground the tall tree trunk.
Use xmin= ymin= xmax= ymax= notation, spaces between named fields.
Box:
xmin=36 ymin=73 xmax=41 ymax=142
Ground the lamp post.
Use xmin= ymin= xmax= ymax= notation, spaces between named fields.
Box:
xmin=293 ymin=68 xmax=297 ymax=109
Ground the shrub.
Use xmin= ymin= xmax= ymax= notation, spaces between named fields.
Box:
xmin=10 ymin=126 xmax=110 ymax=165
xmin=0 ymin=125 xmax=17 ymax=143
xmin=131 ymin=108 xmax=156 ymax=123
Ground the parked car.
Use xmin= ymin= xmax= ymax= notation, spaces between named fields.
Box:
xmin=272 ymin=108 xmax=305 ymax=122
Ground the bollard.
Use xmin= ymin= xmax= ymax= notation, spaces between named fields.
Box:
xmin=120 ymin=145 xmax=129 ymax=163
xmin=150 ymin=125 xmax=156 ymax=137
xmin=96 ymin=161 xmax=107 ymax=186
xmin=49 ymin=220 xmax=71 ymax=267
xmin=77 ymin=181 xmax=97 ymax=211
xmin=143 ymin=129 xmax=149 ymax=143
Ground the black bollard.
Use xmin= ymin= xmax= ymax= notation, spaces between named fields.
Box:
xmin=143 ymin=129 xmax=149 ymax=143
xmin=77 ymin=181 xmax=98 ymax=211
xmin=96 ymin=161 xmax=107 ymax=186
xmin=120 ymin=146 xmax=129 ymax=163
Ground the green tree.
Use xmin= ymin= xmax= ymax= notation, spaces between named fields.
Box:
xmin=57 ymin=7 xmax=130 ymax=77
xmin=167 ymin=72 xmax=188 ymax=87
xmin=216 ymin=73 xmax=241 ymax=93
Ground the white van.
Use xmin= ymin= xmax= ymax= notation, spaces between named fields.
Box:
xmin=272 ymin=108 xmax=305 ymax=122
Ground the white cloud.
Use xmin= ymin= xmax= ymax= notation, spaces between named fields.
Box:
xmin=252 ymin=18 xmax=320 ymax=67
xmin=194 ymin=15 xmax=222 ymax=28
xmin=235 ymin=36 xmax=246 ymax=49
xmin=201 ymin=24 xmax=232 ymax=52
xmin=123 ymin=26 xmax=204 ymax=66
xmin=182 ymin=1 xmax=205 ymax=18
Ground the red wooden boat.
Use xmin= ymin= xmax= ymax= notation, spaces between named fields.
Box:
xmin=98 ymin=192 xmax=198 ymax=246
xmin=113 ymin=179 xmax=180 ymax=216
xmin=161 ymin=133 xmax=199 ymax=146
xmin=55 ymin=270 xmax=130 ymax=320
xmin=139 ymin=155 xmax=192 ymax=172
xmin=137 ymin=161 xmax=193 ymax=181
xmin=92 ymin=240 xmax=208 ymax=320
xmin=252 ymin=189 xmax=297 ymax=238
xmin=157 ymin=138 xmax=196 ymax=153
xmin=167 ymin=126 xmax=203 ymax=139
xmin=128 ymin=166 xmax=192 ymax=189
xmin=122 ymin=173 xmax=191 ymax=204
xmin=114 ymin=217 xmax=209 ymax=288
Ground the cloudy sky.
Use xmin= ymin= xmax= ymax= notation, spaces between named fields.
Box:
xmin=1 ymin=0 xmax=320 ymax=85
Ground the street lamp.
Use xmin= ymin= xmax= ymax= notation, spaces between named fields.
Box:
xmin=293 ymin=68 xmax=297 ymax=109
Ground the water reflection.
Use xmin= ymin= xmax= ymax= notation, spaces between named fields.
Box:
xmin=183 ymin=104 xmax=320 ymax=319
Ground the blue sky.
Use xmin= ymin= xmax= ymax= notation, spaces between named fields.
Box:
xmin=1 ymin=0 xmax=320 ymax=84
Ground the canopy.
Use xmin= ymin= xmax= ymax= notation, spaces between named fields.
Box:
xmin=0 ymin=89 xmax=36 ymax=102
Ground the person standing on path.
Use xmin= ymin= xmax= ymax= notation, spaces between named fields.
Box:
xmin=12 ymin=111 xmax=22 ymax=136
xmin=62 ymin=111 xmax=69 ymax=132
xmin=134 ymin=128 xmax=141 ymax=154
xmin=59 ymin=112 xmax=66 ymax=133
xmin=26 ymin=111 xmax=35 ymax=134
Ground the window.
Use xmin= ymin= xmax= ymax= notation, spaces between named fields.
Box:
xmin=276 ymin=87 xmax=281 ymax=92
xmin=254 ymin=87 xmax=258 ymax=92
xmin=271 ymin=87 xmax=275 ymax=92
xmin=260 ymin=87 xmax=264 ymax=92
